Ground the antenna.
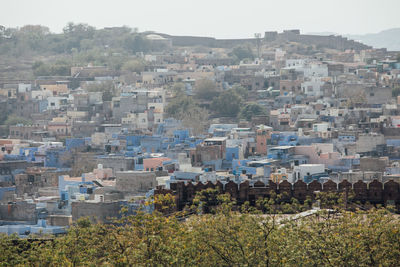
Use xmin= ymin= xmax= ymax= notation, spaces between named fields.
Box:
xmin=254 ymin=33 xmax=261 ymax=59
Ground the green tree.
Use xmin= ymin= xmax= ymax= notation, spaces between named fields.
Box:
xmin=194 ymin=79 xmax=220 ymax=101
xmin=84 ymin=81 xmax=116 ymax=101
xmin=231 ymin=84 xmax=248 ymax=99
xmin=0 ymin=204 xmax=399 ymax=266
xmin=166 ymin=94 xmax=209 ymax=135
xmin=181 ymin=106 xmax=210 ymax=135
xmin=63 ymin=22 xmax=96 ymax=52
xmin=211 ymin=89 xmax=242 ymax=117
xmin=4 ymin=115 xmax=32 ymax=126
xmin=239 ymin=103 xmax=266 ymax=120
xmin=166 ymin=95 xmax=197 ymax=119
xmin=169 ymin=82 xmax=186 ymax=96
xmin=231 ymin=45 xmax=254 ymax=62
xmin=392 ymin=86 xmax=400 ymax=97
xmin=32 ymin=60 xmax=71 ymax=77
xmin=123 ymin=34 xmax=150 ymax=54
xmin=121 ymin=59 xmax=145 ymax=73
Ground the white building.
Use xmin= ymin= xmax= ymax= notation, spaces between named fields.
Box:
xmin=293 ymin=164 xmax=325 ymax=183
xmin=18 ymin=83 xmax=32 ymax=93
xmin=46 ymin=96 xmax=68 ymax=110
xmin=31 ymin=89 xmax=53 ymax=100
xmin=301 ymin=78 xmax=325 ymax=97
xmin=313 ymin=123 xmax=330 ymax=132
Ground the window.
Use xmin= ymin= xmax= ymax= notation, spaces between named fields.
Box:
xmin=28 ymin=175 xmax=34 ymax=183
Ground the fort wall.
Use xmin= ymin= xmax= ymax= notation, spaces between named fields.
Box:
xmin=155 ymin=179 xmax=400 ymax=210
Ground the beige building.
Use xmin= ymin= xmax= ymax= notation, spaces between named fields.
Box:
xmin=115 ymin=171 xmax=156 ymax=194
xmin=39 ymin=84 xmax=69 ymax=96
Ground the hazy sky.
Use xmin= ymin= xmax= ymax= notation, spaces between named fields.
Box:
xmin=2 ymin=0 xmax=400 ymax=38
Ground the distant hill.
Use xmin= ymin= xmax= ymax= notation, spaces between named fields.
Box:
xmin=308 ymin=28 xmax=400 ymax=51
xmin=345 ymin=28 xmax=400 ymax=51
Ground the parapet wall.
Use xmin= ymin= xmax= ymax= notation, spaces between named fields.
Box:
xmin=161 ymin=32 xmax=371 ymax=51
xmin=155 ymin=179 xmax=400 ymax=210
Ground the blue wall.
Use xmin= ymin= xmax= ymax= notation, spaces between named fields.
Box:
xmin=387 ymin=139 xmax=400 ymax=147
xmin=0 ymin=187 xmax=16 ymax=201
xmin=141 ymin=136 xmax=162 ymax=153
xmin=45 ymin=148 xmax=68 ymax=168
xmin=226 ymin=147 xmax=239 ymax=161
xmin=66 ymin=138 xmax=86 ymax=151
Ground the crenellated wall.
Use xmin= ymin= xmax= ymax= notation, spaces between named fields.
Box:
xmin=155 ymin=179 xmax=400 ymax=210
xmin=157 ymin=32 xmax=371 ymax=51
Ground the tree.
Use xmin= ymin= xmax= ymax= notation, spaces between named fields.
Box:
xmin=231 ymin=84 xmax=248 ymax=99
xmin=62 ymin=22 xmax=96 ymax=51
xmin=231 ymin=45 xmax=254 ymax=62
xmin=84 ymin=81 xmax=116 ymax=101
xmin=343 ymin=87 xmax=366 ymax=108
xmin=123 ymin=34 xmax=150 ymax=54
xmin=4 ymin=115 xmax=32 ymax=126
xmin=239 ymin=103 xmax=266 ymax=120
xmin=17 ymin=25 xmax=50 ymax=52
xmin=0 ymin=203 xmax=399 ymax=266
xmin=32 ymin=60 xmax=71 ymax=77
xmin=211 ymin=89 xmax=242 ymax=117
xmin=392 ymin=86 xmax=400 ymax=97
xmin=121 ymin=59 xmax=145 ymax=73
xmin=166 ymin=95 xmax=197 ymax=119
xmin=194 ymin=79 xmax=220 ymax=101
xmin=169 ymin=82 xmax=186 ymax=96
xmin=181 ymin=106 xmax=210 ymax=136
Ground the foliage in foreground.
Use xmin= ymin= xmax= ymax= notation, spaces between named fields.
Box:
xmin=0 ymin=198 xmax=399 ymax=266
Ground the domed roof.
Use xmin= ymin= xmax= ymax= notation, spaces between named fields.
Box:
xmin=146 ymin=34 xmax=167 ymax=40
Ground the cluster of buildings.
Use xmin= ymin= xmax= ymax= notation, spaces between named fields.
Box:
xmin=1 ymin=30 xmax=400 ymax=234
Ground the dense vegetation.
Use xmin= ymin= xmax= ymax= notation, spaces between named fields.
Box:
xmin=0 ymin=24 xmax=157 ymax=58
xmin=1 ymin=192 xmax=399 ymax=266
xmin=166 ymin=79 xmax=267 ymax=128
xmin=0 ymin=23 xmax=167 ymax=81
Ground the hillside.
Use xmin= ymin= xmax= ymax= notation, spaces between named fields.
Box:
xmin=346 ymin=28 xmax=400 ymax=51
xmin=308 ymin=28 xmax=400 ymax=51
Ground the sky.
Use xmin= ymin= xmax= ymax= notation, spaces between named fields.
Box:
xmin=2 ymin=0 xmax=400 ymax=38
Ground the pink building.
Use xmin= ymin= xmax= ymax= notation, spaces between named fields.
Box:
xmin=256 ymin=127 xmax=272 ymax=155
xmin=294 ymin=144 xmax=340 ymax=166
xmin=143 ymin=157 xmax=171 ymax=171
